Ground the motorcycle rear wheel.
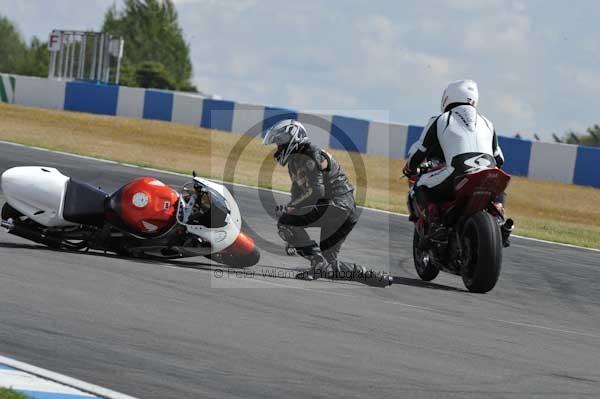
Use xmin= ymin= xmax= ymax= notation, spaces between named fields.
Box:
xmin=2 ymin=203 xmax=89 ymax=250
xmin=461 ymin=211 xmax=502 ymax=293
xmin=1 ymin=202 xmax=23 ymax=221
xmin=413 ymin=229 xmax=440 ymax=281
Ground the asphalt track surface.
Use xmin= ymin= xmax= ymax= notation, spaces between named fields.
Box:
xmin=0 ymin=142 xmax=599 ymax=399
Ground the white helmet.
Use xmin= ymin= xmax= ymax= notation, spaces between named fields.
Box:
xmin=440 ymin=80 xmax=479 ymax=113
xmin=262 ymin=119 xmax=309 ymax=166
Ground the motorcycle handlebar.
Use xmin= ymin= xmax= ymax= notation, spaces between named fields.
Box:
xmin=405 ymin=161 xmax=438 ymax=187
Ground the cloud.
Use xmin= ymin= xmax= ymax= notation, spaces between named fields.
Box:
xmin=443 ymin=0 xmax=503 ymax=9
xmin=335 ymin=13 xmax=452 ymax=92
xmin=172 ymin=0 xmax=256 ymax=10
xmin=464 ymin=13 xmax=532 ymax=54
xmin=557 ymin=65 xmax=600 ymax=94
xmin=3 ymin=0 xmax=600 ymax=138
xmin=492 ymin=94 xmax=536 ymax=134
xmin=283 ymin=83 xmax=362 ymax=111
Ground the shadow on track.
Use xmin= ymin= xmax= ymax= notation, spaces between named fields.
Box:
xmin=0 ymin=242 xmax=45 ymax=250
xmin=0 ymin=241 xmax=464 ymax=291
xmin=390 ymin=275 xmax=466 ymax=292
xmin=140 ymin=259 xmax=465 ymax=291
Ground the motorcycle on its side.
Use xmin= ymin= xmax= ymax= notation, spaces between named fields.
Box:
xmin=0 ymin=166 xmax=260 ymax=267
xmin=407 ymin=161 xmax=513 ymax=293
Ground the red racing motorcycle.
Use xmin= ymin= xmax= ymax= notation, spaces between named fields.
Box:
xmin=407 ymin=161 xmax=513 ymax=293
xmin=1 ymin=166 xmax=260 ymax=267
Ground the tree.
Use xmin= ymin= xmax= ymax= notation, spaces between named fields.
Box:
xmin=133 ymin=61 xmax=176 ymax=90
xmin=563 ymin=125 xmax=600 ymax=147
xmin=0 ymin=15 xmax=28 ymax=74
xmin=102 ymin=0 xmax=195 ymax=91
xmin=0 ymin=15 xmax=49 ymax=78
xmin=16 ymin=37 xmax=49 ymax=77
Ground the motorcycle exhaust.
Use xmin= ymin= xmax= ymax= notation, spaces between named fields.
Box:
xmin=3 ymin=221 xmax=64 ymax=248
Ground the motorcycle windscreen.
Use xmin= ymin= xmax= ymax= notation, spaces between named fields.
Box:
xmin=188 ymin=186 xmax=230 ymax=228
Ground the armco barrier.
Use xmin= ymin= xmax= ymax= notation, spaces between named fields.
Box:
xmin=0 ymin=73 xmax=598 ymax=188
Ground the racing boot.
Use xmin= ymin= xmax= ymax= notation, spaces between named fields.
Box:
xmin=407 ymin=190 xmax=419 ymax=222
xmin=295 ymin=253 xmax=329 ymax=281
xmin=492 ymin=201 xmax=513 ymax=247
xmin=425 ymin=203 xmax=448 ymax=244
xmin=501 ymin=218 xmax=514 ymax=248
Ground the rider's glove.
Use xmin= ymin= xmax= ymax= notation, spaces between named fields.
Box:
xmin=275 ymin=204 xmax=287 ymax=218
xmin=402 ymin=164 xmax=416 ymax=178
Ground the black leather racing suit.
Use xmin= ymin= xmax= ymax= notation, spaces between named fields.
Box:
xmin=277 ymin=143 xmax=358 ymax=268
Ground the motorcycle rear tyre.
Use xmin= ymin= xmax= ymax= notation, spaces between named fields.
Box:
xmin=461 ymin=211 xmax=502 ymax=293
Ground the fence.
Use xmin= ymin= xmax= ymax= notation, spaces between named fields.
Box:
xmin=1 ymin=73 xmax=598 ymax=188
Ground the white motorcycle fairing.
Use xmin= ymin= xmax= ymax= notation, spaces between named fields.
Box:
xmin=1 ymin=166 xmax=77 ymax=227
xmin=178 ymin=176 xmax=242 ymax=253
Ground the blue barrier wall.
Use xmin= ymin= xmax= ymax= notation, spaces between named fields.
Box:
xmin=330 ymin=115 xmax=369 ymax=153
xmin=64 ymin=81 xmax=118 ymax=116
xmin=200 ymin=99 xmax=234 ymax=131
xmin=3 ymin=74 xmax=600 ymax=189
xmin=143 ymin=90 xmax=173 ymax=121
xmin=573 ymin=146 xmax=600 ymax=187
xmin=405 ymin=125 xmax=424 ymax=158
xmin=497 ymin=136 xmax=532 ymax=176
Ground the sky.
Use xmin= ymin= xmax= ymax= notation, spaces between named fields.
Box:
xmin=1 ymin=0 xmax=599 ymax=140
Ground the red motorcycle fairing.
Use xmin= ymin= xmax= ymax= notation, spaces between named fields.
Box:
xmin=107 ymin=177 xmax=179 ymax=235
xmin=221 ymin=231 xmax=257 ymax=257
xmin=454 ymin=168 xmax=510 ymax=216
xmin=209 ymin=230 xmax=260 ymax=267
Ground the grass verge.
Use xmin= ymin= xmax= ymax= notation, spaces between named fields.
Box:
xmin=0 ymin=388 xmax=32 ymax=399
xmin=1 ymin=103 xmax=599 ymax=249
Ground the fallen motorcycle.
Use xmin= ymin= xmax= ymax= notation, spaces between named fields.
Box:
xmin=1 ymin=166 xmax=260 ymax=267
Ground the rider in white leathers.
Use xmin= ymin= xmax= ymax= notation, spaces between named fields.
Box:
xmin=403 ymin=80 xmax=505 ymax=220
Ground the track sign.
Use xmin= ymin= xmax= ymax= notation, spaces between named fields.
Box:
xmin=109 ymin=39 xmax=124 ymax=58
xmin=48 ymin=31 xmax=62 ymax=52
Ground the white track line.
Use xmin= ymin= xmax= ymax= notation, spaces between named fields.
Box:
xmin=0 ymin=354 xmax=137 ymax=399
xmin=1 ymin=140 xmax=598 ymax=253
xmin=0 ymin=369 xmax=97 ymax=397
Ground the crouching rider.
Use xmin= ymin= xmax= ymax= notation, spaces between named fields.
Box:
xmin=263 ymin=119 xmax=381 ymax=281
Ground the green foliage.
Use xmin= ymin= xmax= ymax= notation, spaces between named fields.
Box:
xmin=0 ymin=15 xmax=27 ymax=73
xmin=102 ymin=0 xmax=195 ymax=91
xmin=15 ymin=37 xmax=49 ymax=77
xmin=563 ymin=124 xmax=600 ymax=147
xmin=0 ymin=15 xmax=48 ymax=77
xmin=132 ymin=61 xmax=176 ymax=90
xmin=0 ymin=387 xmax=32 ymax=399
xmin=1 ymin=6 xmax=195 ymax=89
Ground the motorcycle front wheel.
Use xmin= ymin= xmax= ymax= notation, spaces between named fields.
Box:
xmin=413 ymin=229 xmax=440 ymax=281
xmin=461 ymin=211 xmax=502 ymax=293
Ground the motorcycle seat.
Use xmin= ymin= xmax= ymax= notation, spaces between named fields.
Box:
xmin=62 ymin=179 xmax=108 ymax=226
